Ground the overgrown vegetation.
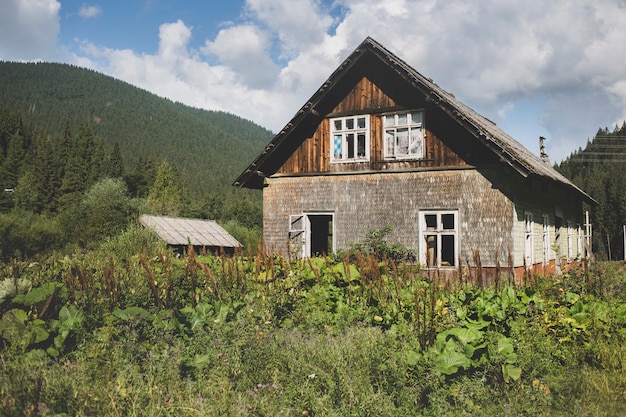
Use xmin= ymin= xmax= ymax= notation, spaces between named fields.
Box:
xmin=1 ymin=233 xmax=625 ymax=415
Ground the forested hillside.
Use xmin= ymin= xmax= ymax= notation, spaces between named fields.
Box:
xmin=556 ymin=123 xmax=626 ymax=260
xmin=0 ymin=61 xmax=273 ymax=198
xmin=0 ymin=62 xmax=275 ymax=257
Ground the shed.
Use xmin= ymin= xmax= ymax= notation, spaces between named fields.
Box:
xmin=234 ymin=37 xmax=594 ymax=280
xmin=140 ymin=215 xmax=241 ymax=255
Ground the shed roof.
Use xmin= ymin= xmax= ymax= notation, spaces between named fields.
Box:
xmin=140 ymin=215 xmax=241 ymax=248
xmin=233 ymin=37 xmax=594 ymax=204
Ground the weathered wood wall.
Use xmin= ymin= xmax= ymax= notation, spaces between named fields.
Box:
xmin=277 ymin=77 xmax=466 ymax=175
xmin=263 ymin=169 xmax=514 ymax=267
xmin=509 ymin=175 xmax=586 ymax=268
xmin=263 ymin=75 xmax=586 ymax=272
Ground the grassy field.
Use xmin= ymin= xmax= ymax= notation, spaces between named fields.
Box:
xmin=1 ymin=231 xmax=625 ymax=416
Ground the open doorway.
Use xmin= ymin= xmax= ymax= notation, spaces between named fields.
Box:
xmin=289 ymin=213 xmax=334 ymax=258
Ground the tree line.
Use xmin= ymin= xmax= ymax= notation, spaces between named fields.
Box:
xmin=556 ymin=123 xmax=626 ymax=260
xmin=0 ymin=107 xmax=262 ymax=260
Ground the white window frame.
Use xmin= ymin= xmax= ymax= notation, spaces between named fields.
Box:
xmin=567 ymin=221 xmax=573 ymax=260
xmin=419 ymin=210 xmax=458 ymax=268
xmin=330 ymin=115 xmax=370 ymax=163
xmin=542 ymin=214 xmax=550 ymax=266
xmin=383 ymin=110 xmax=425 ymax=159
xmin=524 ymin=212 xmax=534 ymax=268
xmin=577 ymin=224 xmax=583 ymax=258
xmin=288 ymin=212 xmax=335 ymax=259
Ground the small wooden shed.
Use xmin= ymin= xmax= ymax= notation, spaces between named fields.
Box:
xmin=234 ymin=37 xmax=594 ymax=279
xmin=140 ymin=215 xmax=241 ymax=255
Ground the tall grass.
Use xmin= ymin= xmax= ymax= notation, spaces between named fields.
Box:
xmin=1 ymin=240 xmax=625 ymax=416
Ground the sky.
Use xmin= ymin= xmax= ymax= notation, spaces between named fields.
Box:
xmin=2 ymin=0 xmax=626 ymax=163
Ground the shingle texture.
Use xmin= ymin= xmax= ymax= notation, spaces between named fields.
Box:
xmin=140 ymin=215 xmax=241 ymax=248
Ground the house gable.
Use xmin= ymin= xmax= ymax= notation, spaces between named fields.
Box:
xmin=233 ymin=37 xmax=593 ymax=206
xmin=276 ymin=76 xmax=470 ymax=176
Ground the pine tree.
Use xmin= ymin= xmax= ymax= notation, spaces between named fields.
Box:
xmin=147 ymin=160 xmax=181 ymax=216
xmin=59 ymin=124 xmax=93 ymax=209
xmin=1 ymin=131 xmax=26 ymax=190
xmin=126 ymin=152 xmax=158 ymax=197
xmin=106 ymin=140 xmax=125 ymax=179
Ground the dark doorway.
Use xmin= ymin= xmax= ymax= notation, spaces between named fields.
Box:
xmin=309 ymin=214 xmax=333 ymax=256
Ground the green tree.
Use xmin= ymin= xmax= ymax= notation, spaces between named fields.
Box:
xmin=82 ymin=178 xmax=136 ymax=241
xmin=0 ymin=131 xmax=25 ymax=190
xmin=223 ymin=193 xmax=262 ymax=229
xmin=106 ymin=140 xmax=125 ymax=179
xmin=60 ymin=178 xmax=137 ymax=246
xmin=147 ymin=160 xmax=181 ymax=216
xmin=58 ymin=124 xmax=104 ymax=210
xmin=0 ymin=132 xmax=27 ymax=212
xmin=15 ymin=134 xmax=65 ymax=213
xmin=125 ymin=152 xmax=158 ymax=197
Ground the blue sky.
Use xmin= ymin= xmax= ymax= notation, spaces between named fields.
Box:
xmin=2 ymin=0 xmax=626 ymax=163
xmin=58 ymin=1 xmax=246 ymax=54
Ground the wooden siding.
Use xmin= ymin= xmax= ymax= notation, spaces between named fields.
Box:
xmin=263 ymin=169 xmax=514 ymax=267
xmin=509 ymin=176 xmax=586 ymax=268
xmin=276 ymin=77 xmax=466 ymax=176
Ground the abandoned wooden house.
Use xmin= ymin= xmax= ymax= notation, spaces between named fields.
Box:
xmin=140 ymin=215 xmax=241 ymax=256
xmin=234 ymin=37 xmax=594 ymax=279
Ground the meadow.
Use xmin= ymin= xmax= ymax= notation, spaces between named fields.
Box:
xmin=1 ymin=226 xmax=625 ymax=416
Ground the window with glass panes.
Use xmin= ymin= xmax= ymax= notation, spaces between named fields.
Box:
xmin=420 ymin=211 xmax=458 ymax=267
xmin=330 ymin=115 xmax=369 ymax=162
xmin=384 ymin=111 xmax=424 ymax=159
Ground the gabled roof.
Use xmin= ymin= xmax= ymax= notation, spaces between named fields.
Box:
xmin=233 ymin=37 xmax=593 ymax=203
xmin=140 ymin=215 xmax=241 ymax=248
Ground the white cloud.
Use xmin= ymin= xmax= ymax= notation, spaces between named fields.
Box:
xmin=78 ymin=4 xmax=102 ymax=18
xmin=158 ymin=20 xmax=192 ymax=63
xmin=0 ymin=0 xmax=60 ymax=61
xmin=243 ymin=0 xmax=334 ymax=59
xmin=2 ymin=0 xmax=626 ymax=162
xmin=202 ymin=24 xmax=280 ymax=88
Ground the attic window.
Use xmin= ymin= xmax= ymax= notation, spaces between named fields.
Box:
xmin=330 ymin=115 xmax=370 ymax=162
xmin=384 ymin=111 xmax=424 ymax=159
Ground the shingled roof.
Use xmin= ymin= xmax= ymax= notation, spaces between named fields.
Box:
xmin=140 ymin=215 xmax=241 ymax=249
xmin=233 ymin=37 xmax=593 ymax=203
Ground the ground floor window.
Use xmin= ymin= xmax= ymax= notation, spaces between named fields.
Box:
xmin=420 ymin=210 xmax=458 ymax=267
xmin=289 ymin=213 xmax=334 ymax=258
xmin=542 ymin=214 xmax=550 ymax=265
xmin=567 ymin=221 xmax=573 ymax=259
xmin=525 ymin=212 xmax=534 ymax=267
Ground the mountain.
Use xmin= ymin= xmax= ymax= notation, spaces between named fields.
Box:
xmin=0 ymin=61 xmax=273 ymax=198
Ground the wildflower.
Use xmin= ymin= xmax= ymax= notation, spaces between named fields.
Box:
xmin=374 ymin=315 xmax=383 ymax=322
